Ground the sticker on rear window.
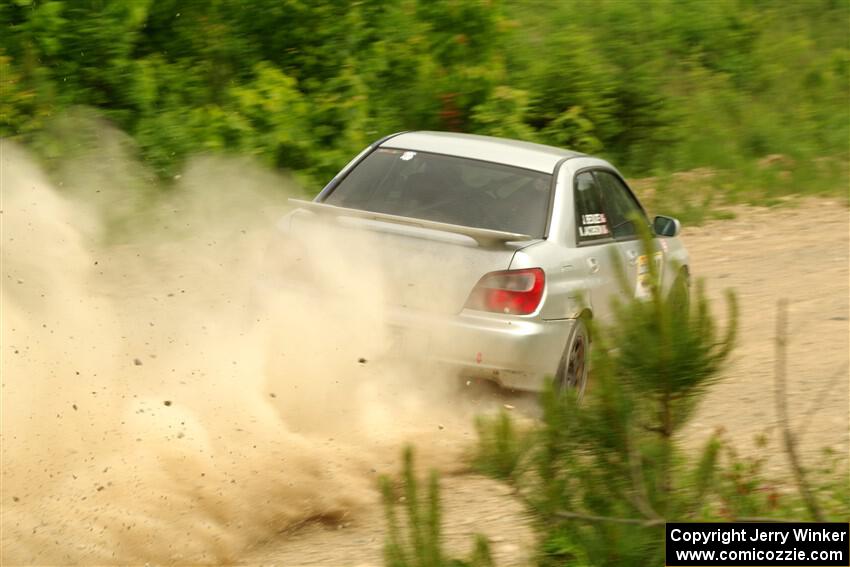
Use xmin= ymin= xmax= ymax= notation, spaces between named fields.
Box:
xmin=400 ymin=151 xmax=416 ymax=161
xmin=581 ymin=213 xmax=607 ymax=225
xmin=579 ymin=212 xmax=609 ymax=237
xmin=579 ymin=224 xmax=610 ymax=237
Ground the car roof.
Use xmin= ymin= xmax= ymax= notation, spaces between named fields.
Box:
xmin=380 ymin=131 xmax=584 ymax=174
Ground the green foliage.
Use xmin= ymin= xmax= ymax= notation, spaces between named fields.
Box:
xmin=470 ymin=86 xmax=538 ymax=142
xmin=605 ymin=226 xmax=738 ymax=435
xmin=704 ymin=437 xmax=850 ymax=522
xmin=2 ymin=0 xmax=847 ymax=199
xmin=380 ymin=446 xmax=494 ymax=567
xmin=473 ymin=410 xmax=529 ymax=483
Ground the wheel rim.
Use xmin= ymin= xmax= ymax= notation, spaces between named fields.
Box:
xmin=561 ymin=331 xmax=587 ymax=397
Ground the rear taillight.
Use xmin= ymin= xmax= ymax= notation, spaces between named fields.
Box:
xmin=465 ymin=268 xmax=545 ymax=315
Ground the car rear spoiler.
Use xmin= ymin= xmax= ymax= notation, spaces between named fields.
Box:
xmin=288 ymin=199 xmax=534 ymax=248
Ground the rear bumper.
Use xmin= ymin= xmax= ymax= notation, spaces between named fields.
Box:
xmin=387 ymin=307 xmax=575 ymax=391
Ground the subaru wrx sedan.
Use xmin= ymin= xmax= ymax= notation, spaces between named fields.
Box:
xmin=285 ymin=131 xmax=689 ymax=393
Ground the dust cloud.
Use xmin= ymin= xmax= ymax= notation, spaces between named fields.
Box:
xmin=1 ymin=131 xmax=478 ymax=564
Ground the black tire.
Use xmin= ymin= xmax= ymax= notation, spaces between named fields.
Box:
xmin=669 ymin=269 xmax=690 ymax=317
xmin=555 ymin=318 xmax=590 ymax=399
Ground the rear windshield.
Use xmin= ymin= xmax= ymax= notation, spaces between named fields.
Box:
xmin=322 ymin=148 xmax=552 ymax=237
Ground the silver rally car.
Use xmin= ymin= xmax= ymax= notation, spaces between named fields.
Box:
xmin=285 ymin=131 xmax=689 ymax=393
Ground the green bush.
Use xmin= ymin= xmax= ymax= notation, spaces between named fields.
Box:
xmin=533 ymin=248 xmax=737 ymax=564
xmin=2 ymin=0 xmax=848 ymax=201
xmin=380 ymin=446 xmax=494 ymax=567
xmin=472 ymin=410 xmax=529 ymax=484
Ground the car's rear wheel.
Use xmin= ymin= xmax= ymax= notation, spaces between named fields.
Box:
xmin=555 ymin=318 xmax=589 ymax=399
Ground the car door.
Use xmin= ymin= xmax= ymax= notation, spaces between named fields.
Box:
xmin=594 ymin=169 xmax=661 ymax=300
xmin=571 ymin=170 xmax=623 ymax=323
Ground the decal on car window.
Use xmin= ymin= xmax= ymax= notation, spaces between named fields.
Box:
xmin=579 ymin=213 xmax=610 ymax=237
xmin=400 ymin=151 xmax=416 ymax=161
xmin=579 ymin=224 xmax=610 ymax=237
xmin=581 ymin=213 xmax=607 ymax=225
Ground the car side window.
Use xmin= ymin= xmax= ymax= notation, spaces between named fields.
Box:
xmin=574 ymin=171 xmax=612 ymax=243
xmin=595 ymin=170 xmax=647 ymax=240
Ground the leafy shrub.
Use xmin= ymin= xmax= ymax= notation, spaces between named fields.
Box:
xmin=2 ymin=1 xmax=848 ymax=200
xmin=380 ymin=446 xmax=494 ymax=567
xmin=472 ymin=410 xmax=530 ymax=483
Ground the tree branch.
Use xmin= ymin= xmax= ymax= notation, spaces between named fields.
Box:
xmin=794 ymin=362 xmax=849 ymax=442
xmin=555 ymin=510 xmax=808 ymax=527
xmin=774 ymin=299 xmax=824 ymax=522
xmin=735 ymin=516 xmax=808 ymax=523
xmin=555 ymin=510 xmax=665 ymax=527
xmin=625 ymin=430 xmax=663 ymax=522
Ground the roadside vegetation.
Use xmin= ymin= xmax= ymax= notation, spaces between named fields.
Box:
xmin=2 ymin=0 xmax=848 ymax=216
xmin=382 ymin=228 xmax=848 ymax=566
xmin=381 ymin=447 xmax=495 ymax=567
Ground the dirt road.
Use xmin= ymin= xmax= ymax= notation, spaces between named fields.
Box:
xmin=243 ymin=198 xmax=849 ymax=566
xmin=681 ymin=199 xmax=849 ymax=464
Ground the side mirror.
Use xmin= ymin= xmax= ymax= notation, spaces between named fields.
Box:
xmin=653 ymin=215 xmax=681 ymax=237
